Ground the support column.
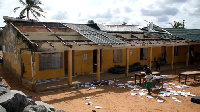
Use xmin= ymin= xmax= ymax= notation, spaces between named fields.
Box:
xmin=31 ymin=51 xmax=36 ymax=92
xmin=96 ymin=49 xmax=100 ymax=81
xmin=68 ymin=50 xmax=73 ymax=85
xmin=126 ymin=48 xmax=130 ymax=77
xmin=171 ymin=46 xmax=175 ymax=69
xmin=186 ymin=46 xmax=189 ymax=67
xmin=149 ymin=47 xmax=152 ymax=70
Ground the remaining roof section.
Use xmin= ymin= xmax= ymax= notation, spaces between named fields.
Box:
xmin=63 ymin=23 xmax=126 ymax=45
xmin=97 ymin=24 xmax=143 ymax=33
xmin=164 ymin=28 xmax=200 ymax=42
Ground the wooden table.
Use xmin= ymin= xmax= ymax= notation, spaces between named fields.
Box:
xmin=179 ymin=71 xmax=200 ymax=84
xmin=135 ymin=71 xmax=160 ymax=85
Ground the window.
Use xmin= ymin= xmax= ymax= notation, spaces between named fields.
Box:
xmin=39 ymin=53 xmax=63 ymax=71
xmin=130 ymin=49 xmax=133 ymax=56
xmin=174 ymin=46 xmax=179 ymax=56
xmin=113 ymin=49 xmax=123 ymax=63
xmin=140 ymin=48 xmax=148 ymax=60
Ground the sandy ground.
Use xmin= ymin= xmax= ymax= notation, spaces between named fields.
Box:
xmin=1 ymin=63 xmax=200 ymax=112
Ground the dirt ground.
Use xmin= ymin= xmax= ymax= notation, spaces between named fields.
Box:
xmin=1 ymin=63 xmax=200 ymax=112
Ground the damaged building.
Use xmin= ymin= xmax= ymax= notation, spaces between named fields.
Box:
xmin=2 ymin=17 xmax=200 ymax=91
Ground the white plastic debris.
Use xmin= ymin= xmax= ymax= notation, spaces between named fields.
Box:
xmin=131 ymin=93 xmax=137 ymax=95
xmin=172 ymin=97 xmax=177 ymax=100
xmin=86 ymin=97 xmax=91 ymax=101
xmin=132 ymin=88 xmax=140 ymax=91
xmin=175 ymin=86 xmax=182 ymax=88
xmin=175 ymin=99 xmax=181 ymax=102
xmin=117 ymin=83 xmax=124 ymax=86
xmin=117 ymin=86 xmax=125 ymax=88
xmin=95 ymin=106 xmax=102 ymax=109
xmin=163 ymin=83 xmax=168 ymax=86
xmin=85 ymin=102 xmax=93 ymax=105
xmin=157 ymin=99 xmax=164 ymax=103
xmin=146 ymin=96 xmax=153 ymax=98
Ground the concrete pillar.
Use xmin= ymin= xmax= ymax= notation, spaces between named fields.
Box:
xmin=31 ymin=51 xmax=36 ymax=91
xmin=186 ymin=46 xmax=190 ymax=67
xmin=149 ymin=47 xmax=152 ymax=70
xmin=171 ymin=46 xmax=175 ymax=69
xmin=68 ymin=50 xmax=73 ymax=85
xmin=96 ymin=49 xmax=100 ymax=81
xmin=126 ymin=48 xmax=130 ymax=77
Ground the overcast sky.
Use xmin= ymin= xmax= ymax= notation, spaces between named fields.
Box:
xmin=0 ymin=0 xmax=200 ymax=29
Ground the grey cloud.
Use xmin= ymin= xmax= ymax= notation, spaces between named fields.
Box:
xmin=95 ymin=9 xmax=112 ymax=19
xmin=52 ymin=11 xmax=68 ymax=20
xmin=141 ymin=7 xmax=178 ymax=16
xmin=124 ymin=6 xmax=132 ymax=13
xmin=157 ymin=16 xmax=169 ymax=22
xmin=163 ymin=0 xmax=188 ymax=4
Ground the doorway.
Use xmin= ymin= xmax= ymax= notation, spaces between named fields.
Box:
xmin=93 ymin=49 xmax=102 ymax=73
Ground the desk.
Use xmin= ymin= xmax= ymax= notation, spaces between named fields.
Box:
xmin=143 ymin=76 xmax=164 ymax=89
xmin=179 ymin=71 xmax=200 ymax=84
xmin=135 ymin=71 xmax=160 ymax=85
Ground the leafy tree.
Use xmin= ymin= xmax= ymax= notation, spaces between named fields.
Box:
xmin=122 ymin=22 xmax=127 ymax=25
xmin=169 ymin=21 xmax=183 ymax=28
xmin=88 ymin=20 xmax=95 ymax=24
xmin=13 ymin=0 xmax=45 ymax=20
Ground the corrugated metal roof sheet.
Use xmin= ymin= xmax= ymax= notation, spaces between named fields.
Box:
xmin=63 ymin=23 xmax=126 ymax=45
xmin=165 ymin=28 xmax=200 ymax=42
xmin=97 ymin=24 xmax=143 ymax=32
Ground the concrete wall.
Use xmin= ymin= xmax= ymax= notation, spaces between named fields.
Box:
xmin=2 ymin=24 xmax=28 ymax=78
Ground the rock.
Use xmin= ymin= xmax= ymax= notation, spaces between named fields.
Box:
xmin=23 ymin=105 xmax=47 ymax=112
xmin=55 ymin=110 xmax=67 ymax=112
xmin=35 ymin=101 xmax=56 ymax=112
xmin=0 ymin=87 xmax=10 ymax=96
xmin=0 ymin=83 xmax=8 ymax=88
xmin=0 ymin=90 xmax=28 ymax=112
xmin=0 ymin=105 xmax=6 ymax=112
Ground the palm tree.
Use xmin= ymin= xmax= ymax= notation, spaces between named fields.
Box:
xmin=13 ymin=0 xmax=45 ymax=20
xmin=169 ymin=21 xmax=183 ymax=28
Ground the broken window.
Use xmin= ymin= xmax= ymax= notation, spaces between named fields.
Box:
xmin=130 ymin=49 xmax=133 ymax=56
xmin=113 ymin=49 xmax=123 ymax=63
xmin=140 ymin=48 xmax=148 ymax=60
xmin=83 ymin=54 xmax=87 ymax=62
xmin=174 ymin=46 xmax=179 ymax=56
xmin=39 ymin=53 xmax=63 ymax=71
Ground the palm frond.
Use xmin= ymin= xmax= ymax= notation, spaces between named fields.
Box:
xmin=30 ymin=10 xmax=39 ymax=20
xmin=32 ymin=5 xmax=44 ymax=12
xmin=20 ymin=8 xmax=27 ymax=17
xmin=13 ymin=7 xmax=21 ymax=13
xmin=19 ymin=0 xmax=26 ymax=5
xmin=32 ymin=10 xmax=45 ymax=18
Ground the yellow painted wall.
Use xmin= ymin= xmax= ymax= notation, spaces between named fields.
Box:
xmin=102 ymin=49 xmax=126 ymax=72
xmin=166 ymin=46 xmax=187 ymax=64
xmin=129 ymin=48 xmax=140 ymax=65
xmin=101 ymin=47 xmax=163 ymax=72
xmin=152 ymin=47 xmax=161 ymax=61
xmin=174 ymin=46 xmax=187 ymax=63
xmin=21 ymin=54 xmax=32 ymax=80
xmin=74 ymin=50 xmax=93 ymax=75
xmin=35 ymin=53 xmax=65 ymax=80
